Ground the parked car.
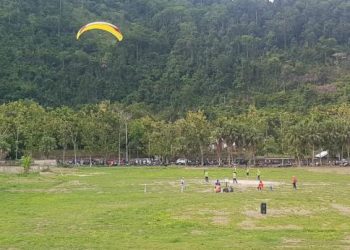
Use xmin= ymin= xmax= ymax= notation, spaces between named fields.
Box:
xmin=132 ymin=158 xmax=152 ymax=165
xmin=335 ymin=159 xmax=349 ymax=166
xmin=176 ymin=158 xmax=188 ymax=165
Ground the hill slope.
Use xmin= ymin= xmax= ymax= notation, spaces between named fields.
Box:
xmin=0 ymin=0 xmax=349 ymax=115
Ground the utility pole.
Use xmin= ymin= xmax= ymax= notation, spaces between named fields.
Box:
xmin=148 ymin=138 xmax=151 ymax=160
xmin=280 ymin=114 xmax=283 ymax=153
xmin=125 ymin=121 xmax=128 ymax=163
xmin=118 ymin=130 xmax=121 ymax=165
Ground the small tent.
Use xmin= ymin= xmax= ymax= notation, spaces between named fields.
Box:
xmin=315 ymin=151 xmax=328 ymax=158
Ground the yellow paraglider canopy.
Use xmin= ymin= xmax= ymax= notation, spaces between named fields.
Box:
xmin=76 ymin=22 xmax=123 ymax=42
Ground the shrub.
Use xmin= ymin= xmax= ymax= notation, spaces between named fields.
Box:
xmin=21 ymin=155 xmax=32 ymax=174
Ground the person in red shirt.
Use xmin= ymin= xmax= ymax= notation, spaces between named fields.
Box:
xmin=292 ymin=176 xmax=297 ymax=190
xmin=257 ymin=180 xmax=264 ymax=190
xmin=215 ymin=179 xmax=221 ymax=193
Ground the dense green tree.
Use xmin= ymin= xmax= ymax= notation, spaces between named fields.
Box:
xmin=80 ymin=105 xmax=100 ymax=166
xmin=39 ymin=136 xmax=57 ymax=159
xmin=52 ymin=107 xmax=74 ymax=163
xmin=176 ymin=111 xmax=210 ymax=165
xmin=0 ymin=108 xmax=11 ymax=159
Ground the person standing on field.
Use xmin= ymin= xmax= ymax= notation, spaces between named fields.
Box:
xmin=246 ymin=167 xmax=250 ymax=177
xmin=257 ymin=169 xmax=261 ymax=180
xmin=292 ymin=176 xmax=297 ymax=190
xmin=215 ymin=179 xmax=221 ymax=193
xmin=257 ymin=180 xmax=264 ymax=191
xmin=232 ymin=171 xmax=238 ymax=184
xmin=204 ymin=170 xmax=209 ymax=183
xmin=180 ymin=177 xmax=185 ymax=192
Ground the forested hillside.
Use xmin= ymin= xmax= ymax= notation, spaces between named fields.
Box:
xmin=0 ymin=0 xmax=349 ymax=117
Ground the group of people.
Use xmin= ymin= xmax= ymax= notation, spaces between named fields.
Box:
xmin=208 ymin=167 xmax=242 ymax=193
xmin=180 ymin=168 xmax=298 ymax=192
xmin=256 ymin=172 xmax=297 ymax=191
xmin=214 ymin=178 xmax=234 ymax=193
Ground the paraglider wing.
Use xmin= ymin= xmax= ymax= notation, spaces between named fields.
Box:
xmin=76 ymin=22 xmax=123 ymax=41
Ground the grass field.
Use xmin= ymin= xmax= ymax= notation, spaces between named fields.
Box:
xmin=1 ymin=166 xmax=350 ymax=249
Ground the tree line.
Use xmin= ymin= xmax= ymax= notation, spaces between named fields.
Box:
xmin=1 ymin=100 xmax=350 ymax=166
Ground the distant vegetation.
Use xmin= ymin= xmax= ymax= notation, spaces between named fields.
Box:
xmin=0 ymin=0 xmax=349 ymax=117
xmin=0 ymin=1 xmax=350 ymax=162
xmin=1 ymin=100 xmax=350 ymax=165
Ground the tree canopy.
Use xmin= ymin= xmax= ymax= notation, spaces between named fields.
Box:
xmin=0 ymin=0 xmax=349 ymax=117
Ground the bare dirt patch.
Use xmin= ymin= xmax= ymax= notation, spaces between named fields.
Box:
xmin=243 ymin=208 xmax=312 ymax=218
xmin=191 ymin=230 xmax=204 ymax=235
xmin=331 ymin=204 xmax=350 ymax=216
xmin=50 ymin=168 xmax=78 ymax=174
xmin=50 ymin=180 xmax=97 ymax=192
xmin=211 ymin=210 xmax=230 ymax=225
xmin=243 ymin=210 xmax=266 ymax=219
xmin=8 ymin=188 xmax=55 ymax=193
xmin=149 ymin=179 xmax=283 ymax=193
xmin=158 ymin=178 xmax=203 ymax=187
xmin=282 ymin=238 xmax=302 ymax=244
xmin=173 ymin=208 xmax=230 ymax=226
xmin=302 ymin=183 xmax=331 ymax=186
xmin=66 ymin=172 xmax=108 ymax=177
xmin=211 ymin=179 xmax=283 ymax=187
xmin=282 ymin=238 xmax=303 ymax=247
xmin=212 ymin=216 xmax=229 ymax=225
xmin=342 ymin=235 xmax=350 ymax=245
xmin=34 ymin=220 xmax=51 ymax=233
xmin=39 ymin=171 xmax=55 ymax=176
xmin=239 ymin=219 xmax=302 ymax=230
xmin=239 ymin=207 xmax=309 ymax=230
xmin=306 ymin=167 xmax=350 ymax=175
xmin=239 ymin=220 xmax=256 ymax=229
xmin=269 ymin=224 xmax=302 ymax=230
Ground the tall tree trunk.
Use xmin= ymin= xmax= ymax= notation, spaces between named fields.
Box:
xmin=253 ymin=149 xmax=256 ymax=166
xmin=216 ymin=139 xmax=222 ymax=166
xmin=296 ymin=148 xmax=301 ymax=166
xmin=62 ymin=144 xmax=67 ymax=163
xmin=15 ymin=129 xmax=19 ymax=160
xmin=73 ymin=141 xmax=77 ymax=166
xmin=341 ymin=145 xmax=344 ymax=160
xmin=227 ymin=146 xmax=232 ymax=166
xmin=200 ymin=144 xmax=204 ymax=166
xmin=125 ymin=122 xmax=128 ymax=163
xmin=118 ymin=130 xmax=121 ymax=165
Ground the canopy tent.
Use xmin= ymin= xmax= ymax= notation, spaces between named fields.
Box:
xmin=315 ymin=151 xmax=328 ymax=158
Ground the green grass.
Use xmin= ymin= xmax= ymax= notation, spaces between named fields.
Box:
xmin=0 ymin=167 xmax=350 ymax=249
